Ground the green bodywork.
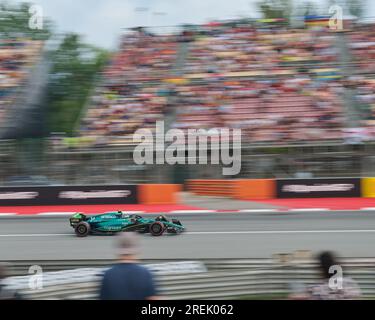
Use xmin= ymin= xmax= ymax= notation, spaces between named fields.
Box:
xmin=69 ymin=211 xmax=185 ymax=234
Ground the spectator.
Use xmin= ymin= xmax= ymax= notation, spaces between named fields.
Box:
xmin=99 ymin=233 xmax=160 ymax=300
xmin=289 ymin=251 xmax=361 ymax=300
xmin=307 ymin=251 xmax=361 ymax=300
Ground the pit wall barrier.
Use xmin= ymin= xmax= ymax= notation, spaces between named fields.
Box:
xmin=137 ymin=184 xmax=182 ymax=205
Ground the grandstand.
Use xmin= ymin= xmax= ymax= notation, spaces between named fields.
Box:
xmin=0 ymin=20 xmax=373 ymax=185
xmin=174 ymin=24 xmax=344 ymax=142
xmin=77 ymin=21 xmax=375 ymax=148
xmin=79 ymin=30 xmax=179 ymax=146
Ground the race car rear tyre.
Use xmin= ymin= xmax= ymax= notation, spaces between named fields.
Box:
xmin=75 ymin=221 xmax=90 ymax=237
xmin=150 ymin=222 xmax=164 ymax=237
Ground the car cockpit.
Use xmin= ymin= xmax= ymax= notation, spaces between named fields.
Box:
xmin=155 ymin=215 xmax=168 ymax=222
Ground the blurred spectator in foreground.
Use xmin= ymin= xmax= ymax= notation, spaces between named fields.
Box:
xmin=99 ymin=233 xmax=160 ymax=300
xmin=289 ymin=251 xmax=361 ymax=300
xmin=309 ymin=251 xmax=361 ymax=300
xmin=0 ymin=263 xmax=22 ymax=300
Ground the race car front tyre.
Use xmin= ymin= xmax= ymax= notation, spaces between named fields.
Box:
xmin=150 ymin=222 xmax=164 ymax=236
xmin=75 ymin=221 xmax=91 ymax=237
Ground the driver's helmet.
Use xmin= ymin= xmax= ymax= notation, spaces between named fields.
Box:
xmin=116 ymin=211 xmax=128 ymax=219
xmin=122 ymin=212 xmax=131 ymax=219
xmin=129 ymin=214 xmax=139 ymax=223
xmin=156 ymin=215 xmax=167 ymax=222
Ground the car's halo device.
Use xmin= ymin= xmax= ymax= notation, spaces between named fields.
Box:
xmin=69 ymin=211 xmax=185 ymax=237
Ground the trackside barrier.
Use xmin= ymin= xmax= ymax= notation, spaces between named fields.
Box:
xmin=0 ymin=185 xmax=138 ymax=206
xmin=188 ymin=178 xmax=375 ymax=199
xmin=361 ymin=178 xmax=375 ymax=198
xmin=187 ymin=180 xmax=237 ymax=197
xmin=276 ymin=178 xmax=361 ymax=198
xmin=0 ymin=184 xmax=182 ymax=207
xmin=187 ymin=179 xmax=275 ymax=199
xmin=138 ymin=184 xmax=182 ymax=205
xmin=234 ymin=179 xmax=275 ymax=200
xmin=4 ymin=261 xmax=206 ymax=292
xmin=3 ymin=258 xmax=375 ymax=300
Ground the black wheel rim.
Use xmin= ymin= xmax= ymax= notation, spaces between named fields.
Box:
xmin=78 ymin=225 xmax=87 ymax=234
xmin=152 ymin=224 xmax=162 ymax=234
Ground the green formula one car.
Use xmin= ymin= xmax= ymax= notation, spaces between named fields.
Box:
xmin=69 ymin=211 xmax=185 ymax=237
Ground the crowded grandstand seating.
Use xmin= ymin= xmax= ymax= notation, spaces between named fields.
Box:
xmin=349 ymin=24 xmax=375 ymax=74
xmin=173 ymin=77 xmax=345 ymax=142
xmin=80 ymin=30 xmax=178 ymax=146
xmin=78 ymin=23 xmax=375 ymax=147
xmin=172 ymin=24 xmax=346 ymax=143
xmin=345 ymin=24 xmax=375 ymax=140
xmin=103 ymin=31 xmax=178 ymax=81
xmin=0 ymin=36 xmax=44 ymax=122
xmin=184 ymin=25 xmax=338 ymax=76
xmin=350 ymin=76 xmax=375 ymax=139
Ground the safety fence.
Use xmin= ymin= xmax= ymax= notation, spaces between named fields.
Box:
xmin=3 ymin=258 xmax=375 ymax=300
xmin=1 ymin=140 xmax=374 ymax=186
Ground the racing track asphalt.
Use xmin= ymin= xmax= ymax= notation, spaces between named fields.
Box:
xmin=0 ymin=210 xmax=375 ymax=260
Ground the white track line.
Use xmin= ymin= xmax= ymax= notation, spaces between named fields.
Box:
xmin=0 ymin=213 xmax=17 ymax=216
xmin=187 ymin=229 xmax=375 ymax=235
xmin=288 ymin=208 xmax=329 ymax=212
xmin=239 ymin=209 xmax=277 ymax=213
xmin=1 ymin=229 xmax=375 ymax=238
xmin=37 ymin=212 xmax=76 ymax=216
xmin=361 ymin=207 xmax=375 ymax=211
xmin=0 ymin=233 xmax=71 ymax=237
xmin=170 ymin=210 xmax=216 ymax=214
